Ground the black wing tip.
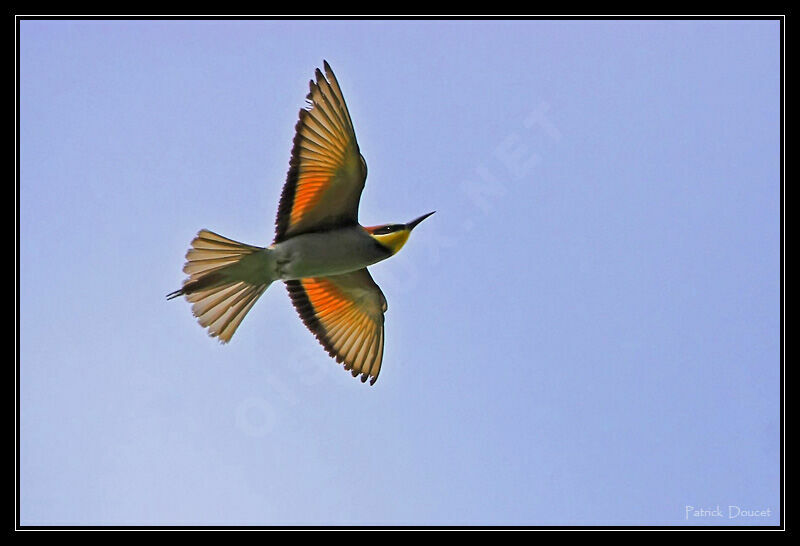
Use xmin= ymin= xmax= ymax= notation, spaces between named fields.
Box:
xmin=352 ymin=368 xmax=374 ymax=385
xmin=322 ymin=60 xmax=337 ymax=82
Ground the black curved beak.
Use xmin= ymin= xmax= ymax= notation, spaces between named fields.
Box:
xmin=406 ymin=211 xmax=436 ymax=231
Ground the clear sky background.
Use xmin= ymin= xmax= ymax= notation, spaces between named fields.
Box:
xmin=19 ymin=19 xmax=781 ymax=526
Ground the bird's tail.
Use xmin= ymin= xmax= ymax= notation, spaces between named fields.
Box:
xmin=167 ymin=229 xmax=276 ymax=342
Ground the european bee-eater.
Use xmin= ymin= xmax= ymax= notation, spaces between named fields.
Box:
xmin=168 ymin=61 xmax=434 ymax=385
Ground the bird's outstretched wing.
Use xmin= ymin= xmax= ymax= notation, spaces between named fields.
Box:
xmin=285 ymin=268 xmax=386 ymax=384
xmin=274 ymin=61 xmax=367 ymax=243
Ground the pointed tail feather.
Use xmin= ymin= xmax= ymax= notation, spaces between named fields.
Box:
xmin=168 ymin=229 xmax=275 ymax=342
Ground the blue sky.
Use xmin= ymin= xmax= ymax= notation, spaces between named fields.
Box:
xmin=19 ymin=19 xmax=781 ymax=526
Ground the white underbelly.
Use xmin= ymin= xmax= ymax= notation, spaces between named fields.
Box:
xmin=272 ymin=227 xmax=390 ymax=280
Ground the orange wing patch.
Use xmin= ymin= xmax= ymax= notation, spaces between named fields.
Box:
xmin=286 ymin=269 xmax=387 ymax=384
xmin=274 ymin=61 xmax=366 ymax=243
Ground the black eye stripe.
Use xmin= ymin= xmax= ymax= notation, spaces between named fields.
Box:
xmin=374 ymin=224 xmax=403 ymax=235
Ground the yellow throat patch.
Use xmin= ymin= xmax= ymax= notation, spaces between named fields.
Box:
xmin=372 ymin=230 xmax=410 ymax=254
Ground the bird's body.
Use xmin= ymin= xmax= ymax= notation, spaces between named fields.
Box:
xmin=168 ymin=61 xmax=433 ymax=385
xmin=272 ymin=226 xmax=391 ymax=280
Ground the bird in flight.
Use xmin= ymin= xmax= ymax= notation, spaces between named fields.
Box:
xmin=167 ymin=61 xmax=434 ymax=385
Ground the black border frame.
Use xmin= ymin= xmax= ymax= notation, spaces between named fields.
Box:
xmin=13 ymin=13 xmax=786 ymax=532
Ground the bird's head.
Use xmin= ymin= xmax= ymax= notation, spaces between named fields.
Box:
xmin=365 ymin=211 xmax=436 ymax=254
